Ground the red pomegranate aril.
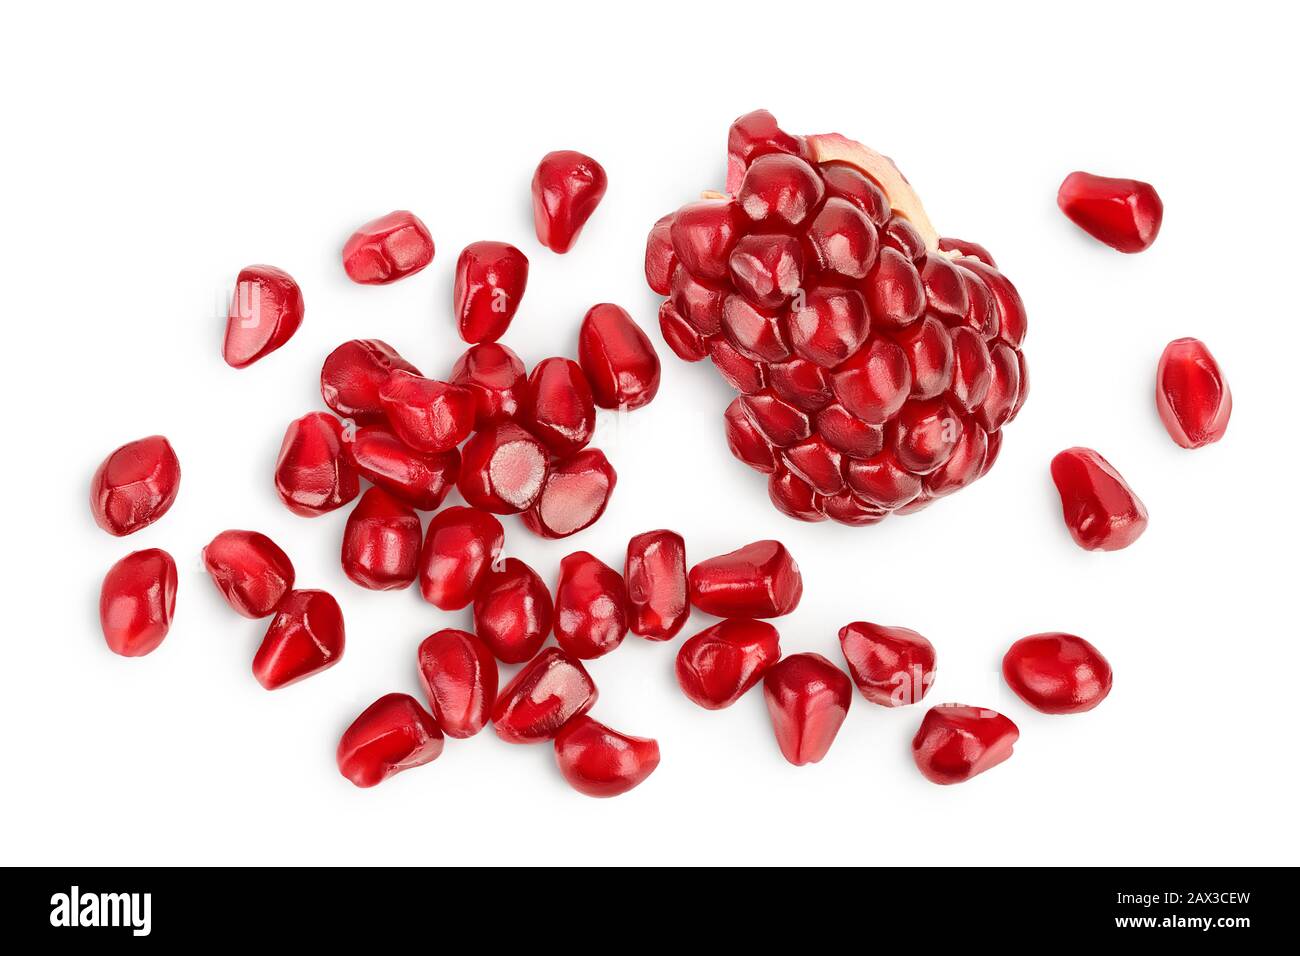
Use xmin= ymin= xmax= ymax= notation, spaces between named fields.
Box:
xmin=100 ymin=549 xmax=177 ymax=657
xmin=670 ymin=267 xmax=726 ymax=337
xmin=418 ymin=506 xmax=504 ymax=611
xmin=645 ymin=213 xmax=677 ymax=296
xmin=533 ymin=150 xmax=607 ymax=253
xmin=676 ymin=618 xmax=781 ymax=709
xmin=845 ymin=453 xmax=923 ymax=510
xmin=554 ymin=716 xmax=660 ymax=798
xmin=341 ymin=487 xmax=421 ymax=591
xmin=1051 ymin=447 xmax=1149 ymax=551
xmin=90 ymin=435 xmax=181 ymax=537
xmin=223 ymin=265 xmax=303 ymax=368
xmin=578 ymin=303 xmax=661 ymax=410
xmin=789 ymin=285 xmax=871 ymax=368
xmin=554 ymin=551 xmax=628 ymax=660
xmin=948 ymin=327 xmax=994 ymax=411
xmin=740 ymin=389 xmax=811 ymax=447
xmin=347 ymin=426 xmax=459 ymax=511
xmin=521 ymin=448 xmax=616 ymax=539
xmin=722 ymin=295 xmax=792 ymax=363
xmin=724 ymin=397 xmax=777 ymax=473
xmin=816 ymin=403 xmax=885 ymax=459
xmin=864 ymin=247 xmax=925 ymax=330
xmin=830 ymin=338 xmax=911 ymax=424
xmin=975 ymin=343 xmax=1022 ymax=432
xmin=688 ymin=539 xmax=802 ymax=618
xmin=417 ymin=629 xmax=499 ymax=739
xmin=253 ymin=589 xmax=344 ymax=689
xmin=659 ymin=300 xmax=708 ymax=362
xmin=625 ymin=529 xmax=688 ymax=641
xmin=738 ymin=153 xmax=824 ymax=228
xmin=274 ymin=412 xmax=359 ymax=517
xmin=458 ymin=421 xmax=550 ymax=514
xmin=768 ymin=467 xmax=825 ymax=522
xmin=453 ymin=241 xmax=528 ymax=344
xmin=1003 ymin=633 xmax=1113 ymax=715
xmin=448 ymin=342 xmax=527 ymax=427
xmin=524 ymin=357 xmax=596 ymax=457
xmin=783 ymin=437 xmax=845 ymax=495
xmin=378 ymin=370 xmax=476 ymax=454
xmin=321 ymin=339 xmax=420 ymax=424
xmin=709 ymin=338 xmax=767 ymax=394
xmin=671 ymin=199 xmax=745 ymax=282
xmin=959 ymin=258 xmax=1026 ymax=348
xmin=919 ymin=254 xmax=970 ymax=320
xmin=770 ymin=358 xmax=833 ymax=413
xmin=820 ymin=161 xmax=891 ymax=225
xmin=727 ymin=109 xmax=810 ymax=194
xmin=342 ymin=210 xmax=434 ymax=284
xmin=894 ymin=398 xmax=959 ymax=474
xmin=896 ymin=315 xmax=954 ymax=399
xmin=202 ymin=530 xmax=294 ymax=618
xmin=763 ymin=653 xmax=853 ymax=766
xmin=337 ymin=694 xmax=443 ymax=788
xmin=807 ymin=198 xmax=879 ymax=280
xmin=925 ymin=421 xmax=988 ymax=497
xmin=838 ymin=622 xmax=936 ymax=707
xmin=938 ymin=237 xmax=997 ymax=266
xmin=1058 ymin=171 xmax=1163 ymax=253
xmin=473 ymin=558 xmax=553 ymax=664
xmin=820 ymin=491 xmax=886 ymax=526
xmin=492 ymin=646 xmax=597 ymax=744
xmin=882 ymin=216 xmax=926 ymax=261
xmin=1156 ymin=338 xmax=1232 ymax=449
xmin=728 ymin=233 xmax=804 ymax=309
xmin=912 ymin=704 xmax=1018 ymax=785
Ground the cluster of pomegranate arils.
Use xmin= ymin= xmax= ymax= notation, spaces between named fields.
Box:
xmin=93 ymin=111 xmax=1232 ymax=793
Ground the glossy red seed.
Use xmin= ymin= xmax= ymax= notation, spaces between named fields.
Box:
xmin=320 ymin=339 xmax=420 ymax=423
xmin=274 ymin=412 xmax=359 ymax=517
xmin=919 ymin=254 xmax=970 ymax=320
xmin=728 ymin=233 xmax=803 ymax=309
xmin=342 ymin=210 xmax=434 ymax=284
xmin=253 ymin=589 xmax=344 ymax=689
xmin=783 ymin=437 xmax=845 ymax=495
xmin=100 ymin=549 xmax=177 ymax=657
xmin=347 ymin=426 xmax=458 ymax=511
xmin=863 ymin=247 xmax=925 ymax=330
xmin=949 ymin=327 xmax=994 ymax=411
xmin=830 ymin=337 xmax=911 ymax=424
xmin=90 ymin=435 xmax=181 ymax=536
xmin=815 ymin=404 xmax=885 ymax=459
xmin=554 ymin=716 xmax=660 ymax=798
xmin=769 ymin=358 xmax=833 ymax=412
xmin=768 ymin=467 xmax=825 ymax=522
xmin=838 ymin=622 xmax=936 ymax=707
xmin=625 ymin=530 xmax=688 ymax=641
xmin=955 ymin=264 xmax=998 ymax=337
xmin=473 ymin=558 xmax=553 ymax=664
xmin=223 ymin=265 xmax=303 ymax=368
xmin=912 ymin=705 xmax=1018 ymax=785
xmin=895 ymin=315 xmax=954 ymax=399
xmin=659 ymin=300 xmax=708 ymax=362
xmin=925 ymin=421 xmax=988 ymax=497
xmin=726 ymin=109 xmax=810 ymax=195
xmin=710 ymin=338 xmax=768 ymax=394
xmin=688 ymin=540 xmax=802 ymax=618
xmin=740 ymin=389 xmax=811 ymax=447
xmin=960 ymin=258 xmax=1026 ymax=348
xmin=738 ymin=153 xmax=824 ymax=228
xmin=670 ymin=266 xmax=726 ymax=337
xmin=722 ymin=295 xmax=791 ymax=363
xmin=448 ymin=342 xmax=527 ymax=427
xmin=671 ymin=199 xmax=744 ymax=282
xmin=724 ymin=396 xmax=777 ymax=473
xmin=763 ymin=653 xmax=853 ymax=766
xmin=578 ymin=303 xmax=661 ymax=410
xmin=202 ymin=530 xmax=294 ymax=618
xmin=644 ymin=214 xmax=677 ymax=296
xmin=676 ymin=618 xmax=781 ymax=709
xmin=520 ymin=448 xmax=617 ymax=539
xmin=554 ymin=551 xmax=628 ymax=659
xmin=524 ymin=357 xmax=596 ymax=457
xmin=820 ymin=491 xmax=886 ymax=526
xmin=458 ymin=421 xmax=550 ymax=514
xmin=337 ymin=694 xmax=443 ymax=788
xmin=492 ymin=646 xmax=597 ymax=743
xmin=378 ymin=370 xmax=476 ymax=454
xmin=806 ymin=198 xmax=879 ymax=280
xmin=341 ymin=487 xmax=421 ymax=591
xmin=1003 ymin=633 xmax=1113 ymax=715
xmin=975 ymin=343 xmax=1022 ymax=431
xmin=845 ymin=453 xmax=923 ymax=510
xmin=789 ymin=285 xmax=870 ymax=368
xmin=532 ymin=150 xmax=607 ymax=253
xmin=882 ymin=216 xmax=926 ymax=261
xmin=1051 ymin=447 xmax=1149 ymax=551
xmin=1058 ymin=171 xmax=1163 ymax=253
xmin=894 ymin=398 xmax=959 ymax=474
xmin=453 ymin=241 xmax=528 ymax=344
xmin=417 ymin=629 xmax=498 ymax=738
xmin=1156 ymin=338 xmax=1232 ymax=449
xmin=938 ymin=237 xmax=997 ymax=266
xmin=819 ymin=162 xmax=891 ymax=225
xmin=418 ymin=506 xmax=504 ymax=610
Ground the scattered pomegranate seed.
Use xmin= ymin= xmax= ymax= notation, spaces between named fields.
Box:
xmin=457 ymin=422 xmax=550 ymax=514
xmin=202 ymin=530 xmax=295 ymax=618
xmin=223 ymin=265 xmax=304 ymax=368
xmin=321 ymin=339 xmax=420 ymax=424
xmin=417 ymin=629 xmax=499 ymax=739
xmin=675 ymin=618 xmax=781 ymax=709
xmin=553 ymin=551 xmax=628 ymax=660
xmin=473 ymin=558 xmax=553 ymax=664
xmin=912 ymin=704 xmax=1018 ymax=785
xmin=1002 ymin=633 xmax=1113 ymax=715
xmin=90 ymin=435 xmax=181 ymax=536
xmin=346 ymin=426 xmax=459 ymax=511
xmin=341 ymin=487 xmax=421 ymax=591
xmin=838 ymin=621 xmax=936 ymax=707
xmin=274 ymin=412 xmax=359 ymax=517
xmin=688 ymin=540 xmax=802 ymax=618
xmin=448 ymin=342 xmax=527 ymax=427
xmin=1057 ymin=171 xmax=1163 ymax=253
xmin=491 ymin=646 xmax=597 ymax=744
xmin=520 ymin=448 xmax=617 ymax=539
xmin=377 ymin=370 xmax=476 ymax=454
xmin=1050 ymin=447 xmax=1149 ymax=551
xmin=418 ymin=506 xmax=504 ymax=611
xmin=532 ymin=150 xmax=608 ymax=253
xmin=762 ymin=653 xmax=853 ymax=765
xmin=577 ymin=303 xmax=662 ymax=410
xmin=252 ymin=589 xmax=344 ymax=689
xmin=523 ymin=357 xmax=596 ymax=457
xmin=453 ymin=241 xmax=529 ymax=344
xmin=337 ymin=693 xmax=443 ymax=788
xmin=624 ymin=529 xmax=688 ymax=641
xmin=554 ymin=716 xmax=660 ymax=797
xmin=1156 ymin=337 xmax=1232 ymax=449
xmin=342 ymin=210 xmax=434 ymax=284
xmin=100 ymin=549 xmax=177 ymax=657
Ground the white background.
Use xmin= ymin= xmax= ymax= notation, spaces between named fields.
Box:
xmin=2 ymin=1 xmax=1297 ymax=866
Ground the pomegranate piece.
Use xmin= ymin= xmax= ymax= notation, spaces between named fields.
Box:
xmin=554 ymin=716 xmax=660 ymax=798
xmin=341 ymin=487 xmax=421 ymax=591
xmin=337 ymin=693 xmax=443 ymax=788
xmin=523 ymin=357 xmax=596 ymax=457
xmin=458 ymin=421 xmax=550 ymax=514
xmin=676 ymin=618 xmax=781 ymax=709
xmin=1057 ymin=171 xmax=1163 ymax=253
xmin=418 ymin=506 xmax=504 ymax=611
xmin=454 ymin=241 xmax=529 ymax=344
xmin=688 ymin=540 xmax=802 ymax=618
xmin=1003 ymin=633 xmax=1113 ymax=715
xmin=273 ymin=412 xmax=359 ymax=517
xmin=100 ymin=549 xmax=177 ymax=657
xmin=1156 ymin=338 xmax=1232 ymax=448
xmin=252 ymin=589 xmax=344 ymax=689
xmin=223 ymin=265 xmax=304 ymax=368
xmin=491 ymin=646 xmax=597 ymax=744
xmin=520 ymin=448 xmax=617 ymax=539
xmin=912 ymin=704 xmax=1018 ymax=785
xmin=578 ymin=303 xmax=662 ymax=410
xmin=342 ymin=210 xmax=434 ymax=284
xmin=448 ymin=342 xmax=527 ymax=427
xmin=473 ymin=558 xmax=553 ymax=663
xmin=90 ymin=435 xmax=181 ymax=536
xmin=378 ymin=370 xmax=476 ymax=454
xmin=417 ymin=628 xmax=499 ymax=738
xmin=347 ymin=426 xmax=459 ymax=511
xmin=532 ymin=150 xmax=607 ymax=253
xmin=554 ymin=551 xmax=628 ymax=660
xmin=763 ymin=653 xmax=853 ymax=766
xmin=1051 ymin=447 xmax=1149 ymax=551
xmin=321 ymin=339 xmax=420 ymax=423
xmin=202 ymin=530 xmax=294 ymax=618
xmin=625 ymin=529 xmax=688 ymax=641
xmin=838 ymin=621 xmax=936 ymax=707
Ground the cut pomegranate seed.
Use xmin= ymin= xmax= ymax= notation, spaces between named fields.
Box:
xmin=90 ymin=435 xmax=181 ymax=536
xmin=1156 ymin=338 xmax=1232 ymax=449
xmin=644 ymin=213 xmax=677 ymax=296
xmin=532 ymin=150 xmax=607 ymax=253
xmin=1051 ymin=447 xmax=1149 ymax=551
xmin=346 ymin=426 xmax=459 ymax=511
xmin=417 ymin=629 xmax=499 ymax=739
xmin=838 ymin=622 xmax=936 ymax=707
xmin=252 ymin=589 xmax=344 ymax=689
xmin=625 ymin=529 xmax=688 ymax=641
xmin=1003 ymin=633 xmax=1113 ymax=715
xmin=578 ymin=303 xmax=661 ymax=410
xmin=688 ymin=540 xmax=802 ymax=618
xmin=521 ymin=448 xmax=617 ymax=539
xmin=762 ymin=653 xmax=853 ymax=765
xmin=448 ymin=342 xmax=527 ymax=427
xmin=912 ymin=704 xmax=1018 ymax=785
xmin=100 ymin=549 xmax=177 ymax=657
xmin=418 ymin=506 xmax=504 ymax=611
xmin=202 ymin=530 xmax=294 ymax=618
xmin=554 ymin=716 xmax=660 ymax=798
xmin=473 ymin=558 xmax=553 ymax=664
xmin=1057 ymin=171 xmax=1163 ymax=253
xmin=321 ymin=339 xmax=420 ymax=424
xmin=341 ymin=487 xmax=421 ymax=591
xmin=342 ymin=210 xmax=434 ymax=283
xmin=457 ymin=421 xmax=550 ymax=514
xmin=337 ymin=693 xmax=443 ymax=788
xmin=377 ymin=370 xmax=476 ymax=454
xmin=273 ymin=412 xmax=359 ymax=517
xmin=491 ymin=646 xmax=597 ymax=744
xmin=554 ymin=551 xmax=628 ymax=660
xmin=223 ymin=265 xmax=303 ymax=368
xmin=523 ymin=357 xmax=596 ymax=457
xmin=453 ymin=241 xmax=529 ymax=344
xmin=676 ymin=618 xmax=781 ymax=709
